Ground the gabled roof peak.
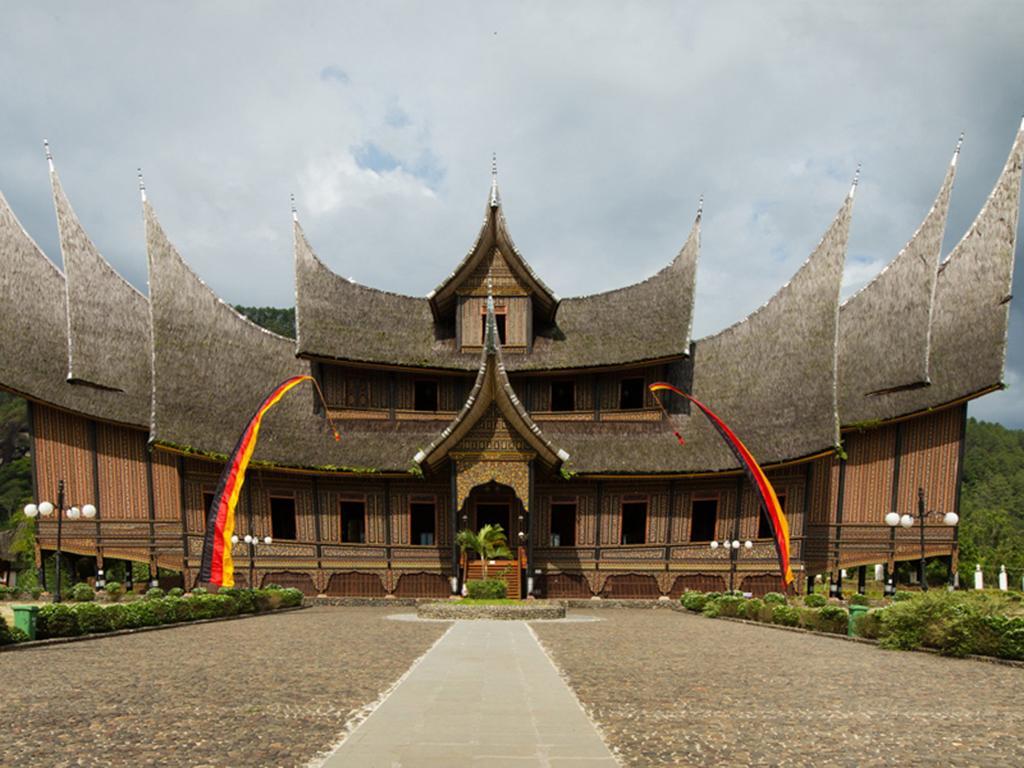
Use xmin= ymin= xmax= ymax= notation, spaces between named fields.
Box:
xmin=490 ymin=152 xmax=500 ymax=208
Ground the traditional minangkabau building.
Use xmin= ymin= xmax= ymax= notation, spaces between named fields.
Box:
xmin=1 ymin=123 xmax=1021 ymax=598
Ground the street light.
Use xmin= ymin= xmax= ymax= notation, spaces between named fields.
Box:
xmin=24 ymin=479 xmax=96 ymax=603
xmin=885 ymin=487 xmax=958 ymax=592
xmin=710 ymin=538 xmax=754 ymax=591
xmin=229 ymin=533 xmax=273 ymax=588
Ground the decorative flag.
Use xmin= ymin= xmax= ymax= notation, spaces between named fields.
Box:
xmin=649 ymin=382 xmax=794 ymax=587
xmin=199 ymin=375 xmax=339 ymax=588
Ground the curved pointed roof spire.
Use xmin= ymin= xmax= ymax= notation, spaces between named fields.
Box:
xmin=849 ymin=163 xmax=861 ymax=199
xmin=138 ymin=168 xmax=147 ymax=203
xmin=290 ymin=193 xmax=298 ymax=222
xmin=490 ymin=152 xmax=500 ymax=208
xmin=43 ymin=139 xmax=54 ymax=173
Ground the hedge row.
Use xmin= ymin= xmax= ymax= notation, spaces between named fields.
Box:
xmin=28 ymin=587 xmax=303 ymax=641
xmin=681 ymin=589 xmax=1024 ymax=660
xmin=465 ymin=579 xmax=508 ymax=600
xmin=682 ymin=591 xmax=850 ymax=634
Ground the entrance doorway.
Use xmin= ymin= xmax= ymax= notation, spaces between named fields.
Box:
xmin=475 ymin=502 xmax=511 ymax=534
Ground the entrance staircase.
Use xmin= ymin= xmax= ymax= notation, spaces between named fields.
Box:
xmin=466 ymin=551 xmax=523 ymax=599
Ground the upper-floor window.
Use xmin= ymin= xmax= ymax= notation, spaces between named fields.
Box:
xmin=414 ymin=380 xmax=438 ymax=412
xmin=550 ymin=502 xmax=577 ymax=546
xmin=271 ymin=496 xmax=297 ymax=541
xmin=619 ymin=377 xmax=645 ymax=409
xmin=551 ymin=380 xmax=575 ymax=412
xmin=620 ymin=500 xmax=648 ymax=544
xmin=690 ymin=498 xmax=718 ymax=542
xmin=758 ymin=493 xmax=786 ymax=539
xmin=410 ymin=501 xmax=436 ymax=545
xmin=480 ymin=306 xmax=507 ymax=345
xmin=341 ymin=500 xmax=366 ymax=543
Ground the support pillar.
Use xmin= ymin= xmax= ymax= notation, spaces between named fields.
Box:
xmin=857 ymin=565 xmax=866 ymax=595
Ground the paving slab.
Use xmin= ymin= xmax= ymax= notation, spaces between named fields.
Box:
xmin=319 ymin=620 xmax=618 ymax=767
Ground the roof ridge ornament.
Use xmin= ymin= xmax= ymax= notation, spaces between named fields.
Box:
xmin=697 ymin=193 xmax=704 ymax=219
xmin=43 ymin=139 xmax=54 ymax=173
xmin=952 ymin=132 xmax=965 ymax=167
xmin=290 ymin=193 xmax=298 ymax=223
xmin=138 ymin=168 xmax=147 ymax=203
xmin=849 ymin=163 xmax=861 ymax=199
xmin=489 ymin=152 xmax=500 ymax=208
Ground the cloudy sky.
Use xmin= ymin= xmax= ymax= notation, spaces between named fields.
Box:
xmin=2 ymin=2 xmax=1023 ymax=425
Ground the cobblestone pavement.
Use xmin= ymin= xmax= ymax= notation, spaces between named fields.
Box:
xmin=533 ymin=610 xmax=1024 ymax=767
xmin=0 ymin=607 xmax=447 ymax=767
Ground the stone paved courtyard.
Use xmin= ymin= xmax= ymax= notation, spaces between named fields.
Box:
xmin=0 ymin=607 xmax=446 ymax=767
xmin=533 ymin=610 xmax=1024 ymax=767
xmin=2 ymin=606 xmax=1023 ymax=766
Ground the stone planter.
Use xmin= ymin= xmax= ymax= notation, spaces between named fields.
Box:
xmin=417 ymin=601 xmax=566 ymax=620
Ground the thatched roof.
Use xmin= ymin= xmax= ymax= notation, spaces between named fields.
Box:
xmin=294 ymin=203 xmax=699 ymax=372
xmin=837 ymin=145 xmax=957 ymax=424
xmin=414 ymin=294 xmax=568 ymax=470
xmin=855 ymin=120 xmax=1023 ymax=422
xmin=688 ymin=190 xmax=853 ymax=466
xmin=49 ymin=161 xmax=150 ymax=424
xmin=0 ymin=190 xmax=142 ymax=425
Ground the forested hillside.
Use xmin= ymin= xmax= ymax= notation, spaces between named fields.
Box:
xmin=234 ymin=306 xmax=295 ymax=338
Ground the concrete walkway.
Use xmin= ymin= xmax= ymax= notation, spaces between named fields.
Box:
xmin=320 ymin=620 xmax=618 ymax=767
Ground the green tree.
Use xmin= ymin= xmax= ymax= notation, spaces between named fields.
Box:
xmin=455 ymin=524 xmax=512 ymax=579
xmin=234 ymin=306 xmax=296 ymax=338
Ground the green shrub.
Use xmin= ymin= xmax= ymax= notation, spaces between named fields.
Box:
xmin=37 ymin=604 xmax=79 ymax=638
xmin=716 ymin=595 xmax=744 ymax=618
xmin=124 ymin=600 xmax=160 ymax=628
xmin=263 ymin=583 xmax=283 ymax=590
xmin=0 ymin=616 xmax=12 ymax=645
xmin=105 ymin=604 xmax=130 ymax=630
xmin=702 ymin=600 xmax=721 ymax=618
xmin=703 ymin=592 xmax=723 ymax=602
xmin=879 ymin=591 xmax=999 ymax=656
xmin=74 ymin=602 xmax=113 ymax=634
xmin=988 ymin=616 xmax=1024 ymax=660
xmin=167 ymin=587 xmax=185 ymax=598
xmin=466 ymin=579 xmax=507 ymax=600
xmin=892 ymin=590 xmax=915 ymax=602
xmin=104 ymin=582 xmax=125 ymax=602
xmin=817 ymin=605 xmax=850 ymax=634
xmin=0 ymin=586 xmax=13 ymax=601
xmin=771 ymin=605 xmax=800 ymax=626
xmin=804 ymin=593 xmax=827 ymax=608
xmin=278 ymin=588 xmax=304 ymax=608
xmin=188 ymin=593 xmax=234 ymax=620
xmin=681 ymin=591 xmax=708 ymax=612
xmin=144 ymin=587 xmax=165 ymax=600
xmin=190 ymin=586 xmax=208 ymax=596
xmin=220 ymin=588 xmax=256 ymax=614
xmin=252 ymin=588 xmax=280 ymax=612
xmin=10 ymin=626 xmax=29 ymax=643
xmin=740 ymin=598 xmax=764 ymax=620
xmin=70 ymin=582 xmax=95 ymax=602
xmin=853 ymin=609 xmax=885 ymax=639
xmin=848 ymin=593 xmax=870 ymax=606
xmin=763 ymin=592 xmax=787 ymax=606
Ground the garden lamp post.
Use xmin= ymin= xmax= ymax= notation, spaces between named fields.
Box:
xmin=710 ymin=538 xmax=753 ymax=592
xmin=230 ymin=533 xmax=272 ymax=589
xmin=884 ymin=487 xmax=958 ymax=593
xmin=24 ymin=479 xmax=96 ymax=603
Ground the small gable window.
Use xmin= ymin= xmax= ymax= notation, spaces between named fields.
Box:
xmin=619 ymin=377 xmax=645 ymax=410
xmin=414 ymin=380 xmax=438 ymax=412
xmin=480 ymin=306 xmax=508 ymax=345
xmin=551 ymin=380 xmax=575 ymax=412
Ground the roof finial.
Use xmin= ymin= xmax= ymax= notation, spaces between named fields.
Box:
xmin=952 ymin=131 xmax=965 ymax=166
xmin=489 ymin=152 xmax=500 ymax=208
xmin=484 ymin=271 xmax=496 ymax=351
xmin=43 ymin=139 xmax=54 ymax=173
xmin=697 ymin=193 xmax=704 ymax=217
xmin=138 ymin=168 xmax=147 ymax=203
xmin=849 ymin=163 xmax=861 ymax=199
xmin=290 ymin=193 xmax=298 ymax=222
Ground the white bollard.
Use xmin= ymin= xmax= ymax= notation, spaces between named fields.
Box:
xmin=974 ymin=564 xmax=984 ymax=590
xmin=999 ymin=565 xmax=1009 ymax=591
xmin=874 ymin=564 xmax=884 ymax=582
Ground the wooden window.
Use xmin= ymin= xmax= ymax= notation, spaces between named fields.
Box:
xmin=410 ymin=501 xmax=436 ymax=545
xmin=619 ymin=377 xmax=645 ymax=409
xmin=202 ymin=491 xmax=215 ymax=531
xmin=550 ymin=380 xmax=575 ymax=412
xmin=620 ymin=500 xmax=648 ymax=545
xmin=414 ymin=380 xmax=438 ymax=412
xmin=270 ymin=497 xmax=297 ymax=541
xmin=550 ymin=502 xmax=577 ymax=546
xmin=341 ymin=500 xmax=366 ymax=543
xmin=690 ymin=498 xmax=718 ymax=542
xmin=480 ymin=305 xmax=507 ymax=345
xmin=758 ymin=493 xmax=785 ymax=539
xmin=344 ymin=376 xmax=371 ymax=409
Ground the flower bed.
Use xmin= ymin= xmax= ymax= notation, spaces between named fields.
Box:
xmin=0 ymin=586 xmax=304 ymax=645
xmin=417 ymin=600 xmax=566 ymax=620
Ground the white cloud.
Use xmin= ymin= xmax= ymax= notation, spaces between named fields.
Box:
xmin=301 ymin=151 xmax=437 ymax=215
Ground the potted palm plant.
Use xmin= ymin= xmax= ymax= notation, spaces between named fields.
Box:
xmin=455 ymin=523 xmax=512 ymax=579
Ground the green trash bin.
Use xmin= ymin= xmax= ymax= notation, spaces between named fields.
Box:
xmin=848 ymin=604 xmax=869 ymax=636
xmin=12 ymin=605 xmax=39 ymax=640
